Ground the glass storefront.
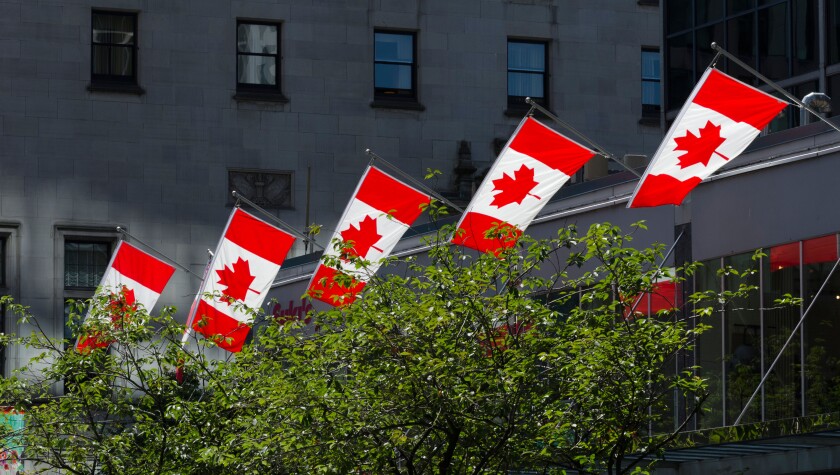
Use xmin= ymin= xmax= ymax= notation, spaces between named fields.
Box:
xmin=694 ymin=233 xmax=840 ymax=428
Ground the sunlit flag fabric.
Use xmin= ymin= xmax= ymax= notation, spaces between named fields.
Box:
xmin=452 ymin=117 xmax=595 ymax=253
xmin=307 ymin=166 xmax=431 ymax=307
xmin=191 ymin=208 xmax=295 ymax=352
xmin=77 ymin=241 xmax=175 ymax=352
xmin=627 ymin=68 xmax=787 ymax=208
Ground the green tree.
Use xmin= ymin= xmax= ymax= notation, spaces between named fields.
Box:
xmin=0 ymin=221 xmax=726 ymax=474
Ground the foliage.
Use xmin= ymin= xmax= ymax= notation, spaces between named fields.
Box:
xmin=0 ymin=219 xmax=735 ymax=474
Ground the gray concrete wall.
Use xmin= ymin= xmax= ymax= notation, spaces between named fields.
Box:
xmin=0 ymin=0 xmax=662 ymax=371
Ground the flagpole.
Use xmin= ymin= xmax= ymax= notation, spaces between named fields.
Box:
xmin=711 ymin=42 xmax=840 ymax=136
xmin=525 ymin=97 xmax=643 ymax=178
xmin=364 ymin=149 xmax=465 ymax=214
xmin=733 ymin=255 xmax=840 ymax=425
xmin=231 ymin=191 xmax=324 ymax=250
xmin=116 ymin=227 xmax=203 ymax=280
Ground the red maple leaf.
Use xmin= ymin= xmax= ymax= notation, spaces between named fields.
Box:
xmin=490 ymin=164 xmax=542 ymax=208
xmin=340 ymin=215 xmax=383 ymax=259
xmin=216 ymin=257 xmax=259 ymax=304
xmin=674 ymin=121 xmax=729 ymax=168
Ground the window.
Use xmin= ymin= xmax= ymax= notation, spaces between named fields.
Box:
xmin=90 ymin=11 xmax=139 ymax=90
xmin=63 ymin=240 xmax=112 ymax=344
xmin=236 ymin=20 xmax=283 ymax=97
xmin=641 ymin=48 xmax=661 ymax=117
xmin=373 ymin=30 xmax=418 ymax=105
xmin=507 ymin=39 xmax=548 ymax=109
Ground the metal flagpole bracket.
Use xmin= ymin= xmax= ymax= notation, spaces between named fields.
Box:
xmin=116 ymin=226 xmax=203 ymax=280
xmin=711 ymin=42 xmax=840 ymax=136
xmin=365 ymin=149 xmax=466 ymax=214
xmin=231 ymin=190 xmax=324 ymax=250
xmin=524 ymin=97 xmax=642 ymax=178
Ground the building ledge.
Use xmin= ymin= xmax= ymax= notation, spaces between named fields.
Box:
xmin=233 ymin=91 xmax=289 ymax=103
xmin=370 ymin=99 xmax=425 ymax=111
xmin=86 ymin=82 xmax=145 ymax=95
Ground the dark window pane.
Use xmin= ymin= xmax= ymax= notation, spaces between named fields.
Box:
xmin=726 ymin=13 xmax=757 ymax=83
xmin=792 ymin=0 xmax=818 ymax=75
xmin=92 ymin=13 xmax=135 ymax=45
xmin=696 ymin=0 xmax=724 ymax=24
xmin=64 ymin=241 xmax=110 ymax=289
xmin=729 ymin=0 xmax=756 ymax=14
xmin=374 ymin=31 xmax=415 ymax=100
xmin=829 ymin=0 xmax=840 ymax=64
xmin=828 ymin=74 xmax=840 ymax=116
xmin=724 ymin=253 xmax=762 ymax=425
xmin=237 ymin=23 xmax=277 ymax=54
xmin=374 ymin=63 xmax=412 ymax=90
xmin=666 ymin=0 xmax=692 ymax=34
xmin=642 ymin=49 xmax=661 ymax=108
xmin=695 ymin=258 xmax=724 ymax=429
xmin=238 ymin=55 xmax=277 ymax=85
xmin=758 ymin=3 xmax=789 ymax=80
xmin=763 ymin=242 xmax=802 ymax=421
xmin=507 ymin=40 xmax=547 ymax=105
xmin=508 ymin=42 xmax=545 ymax=71
xmin=375 ymin=32 xmax=413 ymax=63
xmin=695 ymin=22 xmax=724 ymax=81
xmin=91 ymin=11 xmax=136 ymax=81
xmin=801 ymin=235 xmax=840 ymax=416
xmin=508 ymin=72 xmax=544 ymax=98
xmin=667 ymin=32 xmax=694 ymax=110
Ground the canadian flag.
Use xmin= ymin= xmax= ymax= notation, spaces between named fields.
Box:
xmin=452 ymin=117 xmax=595 ymax=253
xmin=191 ymin=208 xmax=295 ymax=352
xmin=628 ymin=68 xmax=787 ymax=208
xmin=307 ymin=166 xmax=431 ymax=306
xmin=77 ymin=241 xmax=175 ymax=352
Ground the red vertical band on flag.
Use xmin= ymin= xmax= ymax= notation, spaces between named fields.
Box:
xmin=355 ymin=167 xmax=431 ymax=225
xmin=111 ymin=242 xmax=175 ymax=294
xmin=693 ymin=69 xmax=787 ymax=129
xmin=225 ymin=209 xmax=296 ymax=265
xmin=193 ymin=300 xmax=251 ymax=353
xmin=452 ymin=212 xmax=523 ymax=254
xmin=307 ymin=264 xmax=366 ymax=306
xmin=508 ymin=118 xmax=595 ymax=176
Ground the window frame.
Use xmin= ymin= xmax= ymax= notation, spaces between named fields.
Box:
xmin=372 ymin=29 xmax=422 ymax=109
xmin=235 ymin=19 xmax=285 ymax=98
xmin=55 ymin=228 xmax=119 ymax=350
xmin=89 ymin=10 xmax=140 ymax=89
xmin=506 ymin=38 xmax=549 ymax=110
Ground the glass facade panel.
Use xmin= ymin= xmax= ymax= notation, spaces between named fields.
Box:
xmin=726 ymin=14 xmax=756 ymax=83
xmin=758 ymin=2 xmax=790 ymax=80
xmin=667 ymin=32 xmax=694 ymax=109
xmin=695 ymin=258 xmax=724 ymax=429
xmin=730 ymin=0 xmax=757 ymax=13
xmin=724 ymin=253 xmax=762 ymax=425
xmin=830 ymin=0 xmax=840 ymax=64
xmin=802 ymin=235 xmax=840 ymax=415
xmin=695 ymin=23 xmax=724 ymax=81
xmin=696 ymin=0 xmax=725 ymax=24
xmin=667 ymin=0 xmax=693 ymax=33
xmin=792 ymin=0 xmax=818 ymax=75
xmin=763 ymin=242 xmax=802 ymax=421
